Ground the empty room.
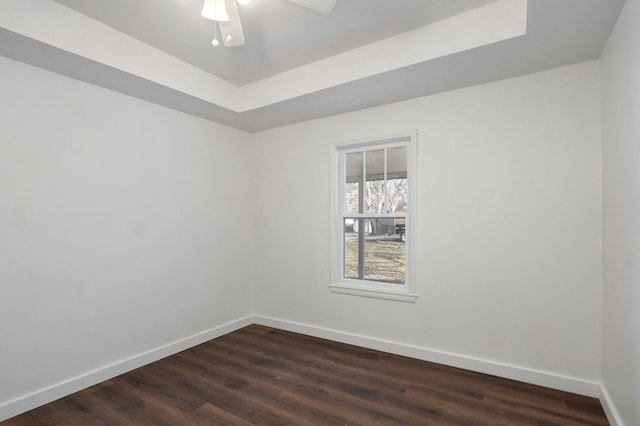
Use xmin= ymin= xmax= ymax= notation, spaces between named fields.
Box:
xmin=1 ymin=0 xmax=638 ymax=424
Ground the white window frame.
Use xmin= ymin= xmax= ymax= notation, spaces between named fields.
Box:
xmin=330 ymin=131 xmax=418 ymax=303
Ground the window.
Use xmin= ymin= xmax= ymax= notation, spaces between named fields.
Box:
xmin=330 ymin=133 xmax=418 ymax=302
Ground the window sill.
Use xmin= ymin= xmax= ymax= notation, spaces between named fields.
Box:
xmin=329 ymin=283 xmax=419 ymax=303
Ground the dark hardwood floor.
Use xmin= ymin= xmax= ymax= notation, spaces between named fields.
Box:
xmin=3 ymin=325 xmax=609 ymax=425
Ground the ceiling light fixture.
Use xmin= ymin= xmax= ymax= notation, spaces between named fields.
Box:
xmin=200 ymin=0 xmax=338 ymax=48
xmin=201 ymin=0 xmax=229 ymax=21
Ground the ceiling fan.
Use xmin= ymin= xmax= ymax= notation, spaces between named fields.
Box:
xmin=201 ymin=0 xmax=338 ymax=47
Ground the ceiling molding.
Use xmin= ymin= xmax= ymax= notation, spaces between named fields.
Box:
xmin=0 ymin=0 xmax=626 ymax=132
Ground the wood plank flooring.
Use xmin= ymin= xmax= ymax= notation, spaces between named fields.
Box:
xmin=3 ymin=325 xmax=609 ymax=425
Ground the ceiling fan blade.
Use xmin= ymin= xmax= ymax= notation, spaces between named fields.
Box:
xmin=219 ymin=0 xmax=245 ymax=47
xmin=287 ymin=0 xmax=337 ymax=14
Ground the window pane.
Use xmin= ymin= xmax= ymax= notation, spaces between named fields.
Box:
xmin=365 ymin=180 xmax=384 ymax=213
xmin=344 ymin=217 xmax=406 ymax=284
xmin=386 ymin=146 xmax=408 ymax=213
xmin=364 ymin=218 xmax=405 ymax=284
xmin=345 ymin=152 xmax=363 ymax=214
xmin=365 ymin=149 xmax=385 ymax=214
xmin=387 ymin=178 xmax=408 ymax=213
xmin=343 ymin=219 xmax=360 ymax=280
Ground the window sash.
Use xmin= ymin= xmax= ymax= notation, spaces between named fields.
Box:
xmin=342 ymin=217 xmax=407 ymax=284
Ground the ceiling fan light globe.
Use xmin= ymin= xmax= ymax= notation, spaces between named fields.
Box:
xmin=201 ymin=0 xmax=229 ymax=21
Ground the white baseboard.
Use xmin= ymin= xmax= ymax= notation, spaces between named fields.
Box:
xmin=253 ymin=315 xmax=601 ymax=398
xmin=1 ymin=315 xmax=613 ymax=425
xmin=0 ymin=316 xmax=253 ymax=422
xmin=599 ymin=385 xmax=624 ymax=426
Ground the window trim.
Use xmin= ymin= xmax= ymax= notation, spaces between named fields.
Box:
xmin=330 ymin=131 xmax=418 ymax=303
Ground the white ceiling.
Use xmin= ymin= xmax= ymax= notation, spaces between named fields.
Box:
xmin=51 ymin=0 xmax=498 ymax=86
xmin=0 ymin=0 xmax=627 ymax=132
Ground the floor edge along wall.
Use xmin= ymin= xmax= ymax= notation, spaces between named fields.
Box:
xmin=1 ymin=315 xmax=618 ymax=424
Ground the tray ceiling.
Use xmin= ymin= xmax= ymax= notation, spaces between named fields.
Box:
xmin=0 ymin=0 xmax=627 ymax=132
